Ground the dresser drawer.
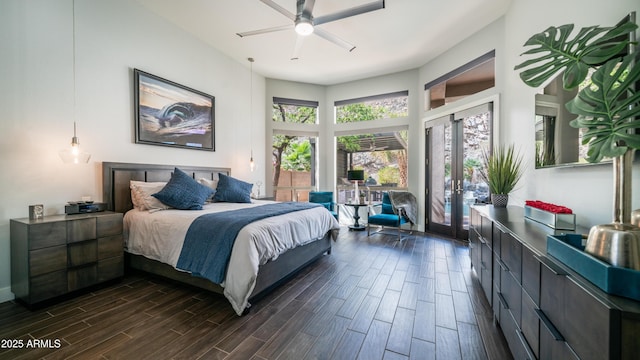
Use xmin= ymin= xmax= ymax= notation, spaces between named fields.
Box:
xmin=68 ymin=240 xmax=97 ymax=267
xmin=492 ymin=225 xmax=501 ymax=257
xmin=500 ymin=231 xmax=522 ymax=284
xmin=501 ymin=269 xmax=522 ymax=327
xmin=98 ymin=235 xmax=123 ymax=259
xmin=97 ymin=213 xmax=123 ymax=237
xmin=480 ymin=243 xmax=493 ymax=304
xmin=522 ymin=246 xmax=540 ymax=304
xmin=67 ymin=218 xmax=96 ymax=243
xmin=563 ymin=276 xmax=615 ymax=360
xmin=30 ymin=245 xmax=67 ymax=277
xmin=540 ymin=257 xmax=566 ymax=336
xmin=480 ymin=215 xmax=493 ymax=247
xmin=29 ymin=222 xmax=66 ymax=250
xmin=521 ymin=290 xmax=539 ymax=359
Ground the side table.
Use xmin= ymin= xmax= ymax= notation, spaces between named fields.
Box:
xmin=344 ymin=203 xmax=367 ymax=231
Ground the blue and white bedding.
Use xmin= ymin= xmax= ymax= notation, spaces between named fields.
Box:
xmin=123 ymin=200 xmax=340 ymax=315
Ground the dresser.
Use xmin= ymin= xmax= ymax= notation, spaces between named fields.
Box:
xmin=10 ymin=211 xmax=124 ymax=306
xmin=470 ymin=205 xmax=640 ymax=360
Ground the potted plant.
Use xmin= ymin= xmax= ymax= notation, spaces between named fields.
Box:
xmin=480 ymin=144 xmax=524 ymax=207
xmin=514 ymin=15 xmax=640 ymax=264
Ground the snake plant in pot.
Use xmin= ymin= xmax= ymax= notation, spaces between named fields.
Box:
xmin=514 ymin=13 xmax=640 ymax=269
xmin=480 ymin=144 xmax=524 ymax=208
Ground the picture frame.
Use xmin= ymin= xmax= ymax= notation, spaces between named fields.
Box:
xmin=134 ymin=69 xmax=215 ymax=151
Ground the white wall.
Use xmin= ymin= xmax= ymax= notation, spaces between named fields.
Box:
xmin=0 ymin=0 xmax=266 ymax=302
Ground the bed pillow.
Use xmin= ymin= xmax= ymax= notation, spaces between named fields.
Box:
xmin=198 ymin=178 xmax=218 ymax=202
xmin=152 ymin=168 xmax=214 ymax=210
xmin=130 ymin=181 xmax=171 ymax=212
xmin=213 ymin=173 xmax=253 ymax=203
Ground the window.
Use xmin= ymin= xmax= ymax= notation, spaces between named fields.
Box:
xmin=272 ymin=97 xmax=319 ymax=124
xmin=425 ymin=50 xmax=495 ymax=110
xmin=271 ymin=97 xmax=319 ymax=201
xmin=335 ymin=91 xmax=409 ymax=124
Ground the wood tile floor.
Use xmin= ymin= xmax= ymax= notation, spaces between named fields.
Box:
xmin=0 ymin=228 xmax=512 ymax=360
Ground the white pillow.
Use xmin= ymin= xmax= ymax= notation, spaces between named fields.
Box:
xmin=130 ymin=181 xmax=171 ymax=212
xmin=198 ymin=178 xmax=218 ymax=202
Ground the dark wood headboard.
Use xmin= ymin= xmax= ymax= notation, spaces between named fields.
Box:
xmin=102 ymin=162 xmax=231 ymax=214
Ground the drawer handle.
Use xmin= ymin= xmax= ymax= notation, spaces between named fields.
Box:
xmin=541 ymin=257 xmax=568 ymax=276
xmin=516 ymin=330 xmax=536 ymax=360
xmin=498 ymin=259 xmax=510 ymax=272
xmin=479 ymin=236 xmax=486 ymax=245
xmin=535 ymin=308 xmax=565 ymax=341
xmin=497 ymin=292 xmax=509 ymax=310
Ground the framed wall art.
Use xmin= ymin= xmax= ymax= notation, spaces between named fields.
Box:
xmin=134 ymin=69 xmax=215 ymax=151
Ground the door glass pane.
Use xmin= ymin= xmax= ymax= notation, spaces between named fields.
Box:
xmin=461 ymin=111 xmax=491 ymax=229
xmin=430 ymin=123 xmax=452 ymax=226
xmin=272 ymin=135 xmax=316 ymax=201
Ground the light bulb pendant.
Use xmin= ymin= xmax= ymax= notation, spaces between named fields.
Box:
xmin=59 ymin=122 xmax=91 ymax=164
xmin=249 ymin=149 xmax=255 ymax=172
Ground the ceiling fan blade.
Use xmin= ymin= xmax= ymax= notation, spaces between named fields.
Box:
xmin=313 ymin=0 xmax=385 ymax=26
xmin=313 ymin=27 xmax=356 ymax=52
xmin=237 ymin=24 xmax=293 ymax=38
xmin=260 ymin=0 xmax=296 ymax=21
xmin=301 ymin=0 xmax=315 ymax=16
xmin=291 ymin=35 xmax=305 ymax=60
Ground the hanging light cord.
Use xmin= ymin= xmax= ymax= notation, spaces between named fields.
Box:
xmin=249 ymin=57 xmax=255 ymax=171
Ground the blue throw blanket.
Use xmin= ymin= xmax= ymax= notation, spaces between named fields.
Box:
xmin=176 ymin=202 xmax=322 ymax=284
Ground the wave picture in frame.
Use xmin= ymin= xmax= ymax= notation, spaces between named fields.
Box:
xmin=134 ymin=69 xmax=215 ymax=151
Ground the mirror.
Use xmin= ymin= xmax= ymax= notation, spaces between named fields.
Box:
xmin=534 ymin=12 xmax=637 ymax=168
xmin=534 ymin=76 xmax=589 ymax=168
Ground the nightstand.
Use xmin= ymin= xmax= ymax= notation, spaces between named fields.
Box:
xmin=10 ymin=211 xmax=124 ymax=306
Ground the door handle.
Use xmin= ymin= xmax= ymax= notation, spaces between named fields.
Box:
xmin=455 ymin=180 xmax=462 ymax=194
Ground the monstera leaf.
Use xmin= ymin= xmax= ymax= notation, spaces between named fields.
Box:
xmin=566 ymin=52 xmax=640 ymax=162
xmin=514 ymin=19 xmax=637 ymax=89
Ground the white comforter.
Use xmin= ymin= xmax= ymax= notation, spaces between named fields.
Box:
xmin=123 ymin=200 xmax=340 ymax=315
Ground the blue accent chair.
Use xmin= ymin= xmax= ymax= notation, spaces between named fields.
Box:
xmin=367 ymin=192 xmax=410 ymax=241
xmin=309 ymin=191 xmax=339 ymax=221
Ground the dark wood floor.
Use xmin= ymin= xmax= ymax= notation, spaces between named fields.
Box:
xmin=0 ymin=228 xmax=512 ymax=360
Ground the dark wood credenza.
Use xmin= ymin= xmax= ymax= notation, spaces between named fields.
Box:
xmin=469 ymin=205 xmax=640 ymax=360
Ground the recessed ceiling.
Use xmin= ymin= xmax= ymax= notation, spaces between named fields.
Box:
xmin=134 ymin=0 xmax=511 ymax=85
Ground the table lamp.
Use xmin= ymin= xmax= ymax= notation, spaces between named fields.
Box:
xmin=347 ymin=170 xmax=365 ymax=204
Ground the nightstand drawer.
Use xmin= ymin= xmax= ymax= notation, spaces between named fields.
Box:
xmin=68 ymin=264 xmax=98 ymax=291
xmin=97 ymin=214 xmax=123 ymax=237
xmin=30 ymin=222 xmax=66 ymax=250
xmin=98 ymin=256 xmax=124 ymax=282
xmin=30 ymin=245 xmax=67 ymax=276
xmin=67 ymin=218 xmax=96 ymax=243
xmin=30 ymin=270 xmax=67 ymax=303
xmin=68 ymin=240 xmax=97 ymax=267
xmin=98 ymin=235 xmax=123 ymax=259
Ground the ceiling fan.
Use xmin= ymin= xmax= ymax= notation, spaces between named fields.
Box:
xmin=237 ymin=0 xmax=385 ymax=60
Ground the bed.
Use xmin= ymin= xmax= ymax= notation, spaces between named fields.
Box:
xmin=102 ymin=162 xmax=339 ymax=315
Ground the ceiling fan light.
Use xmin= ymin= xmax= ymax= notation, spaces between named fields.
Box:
xmin=295 ymin=19 xmax=314 ymax=36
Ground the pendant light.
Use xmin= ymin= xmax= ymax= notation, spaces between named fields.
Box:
xmin=248 ymin=57 xmax=255 ymax=172
xmin=59 ymin=0 xmax=90 ymax=164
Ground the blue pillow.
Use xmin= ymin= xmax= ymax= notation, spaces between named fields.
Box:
xmin=213 ymin=173 xmax=253 ymax=203
xmin=152 ymin=168 xmax=213 ymax=210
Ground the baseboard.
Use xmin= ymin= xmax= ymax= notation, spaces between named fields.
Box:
xmin=0 ymin=286 xmax=15 ymax=303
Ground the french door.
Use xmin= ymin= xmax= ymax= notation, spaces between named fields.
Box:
xmin=425 ymin=102 xmax=492 ymax=240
